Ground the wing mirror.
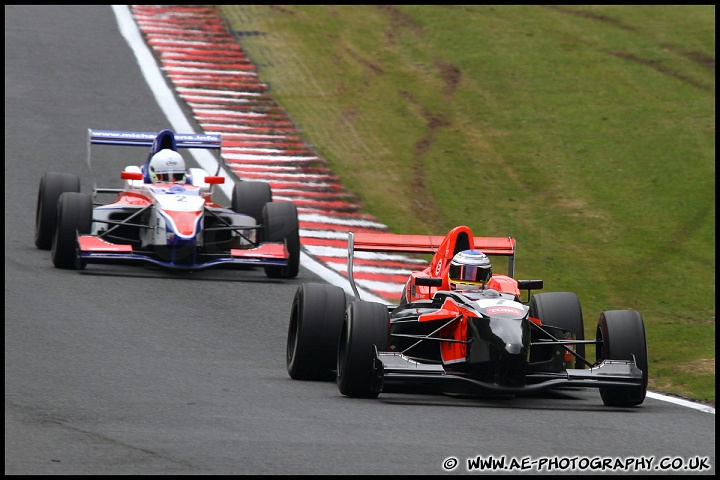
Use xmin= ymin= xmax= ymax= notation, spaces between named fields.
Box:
xmin=416 ymin=277 xmax=443 ymax=287
xmin=204 ymin=176 xmax=225 ymax=185
xmin=121 ymin=171 xmax=143 ymax=180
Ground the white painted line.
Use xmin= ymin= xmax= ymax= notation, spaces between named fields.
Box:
xmin=646 ymin=392 xmax=714 ymax=414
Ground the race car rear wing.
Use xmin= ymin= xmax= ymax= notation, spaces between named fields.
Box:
xmin=86 ymin=129 xmax=222 ymax=195
xmin=350 ymin=232 xmax=516 ymax=256
xmin=347 ymin=230 xmax=517 ymax=301
xmin=88 ymin=129 xmax=221 ymax=149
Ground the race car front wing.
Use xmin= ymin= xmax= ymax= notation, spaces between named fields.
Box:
xmin=77 ymin=235 xmax=290 ymax=271
xmin=371 ymin=351 xmax=644 ymax=395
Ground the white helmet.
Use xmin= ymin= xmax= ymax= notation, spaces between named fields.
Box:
xmin=148 ymin=149 xmax=186 ymax=184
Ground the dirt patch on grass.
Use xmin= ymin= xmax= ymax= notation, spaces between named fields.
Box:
xmin=608 ymin=51 xmax=713 ymax=93
xmin=649 ymin=359 xmax=716 ymax=406
xmin=376 ymin=4 xmax=423 ymax=46
xmin=436 ymin=60 xmax=462 ymax=98
xmin=665 ymin=46 xmax=716 ymax=72
xmin=344 ymin=46 xmax=385 ymax=75
xmin=676 ymin=358 xmax=716 ymax=375
xmin=542 ymin=5 xmax=638 ymax=32
xmin=398 ymin=90 xmax=451 ymax=228
xmin=269 ymin=5 xmax=295 ymax=16
xmin=541 ymin=6 xmax=714 ymax=93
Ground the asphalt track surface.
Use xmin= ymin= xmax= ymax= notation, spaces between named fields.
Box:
xmin=5 ymin=5 xmax=715 ymax=475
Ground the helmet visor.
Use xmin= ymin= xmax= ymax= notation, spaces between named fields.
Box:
xmin=154 ymin=171 xmax=185 ymax=183
xmin=449 ymin=262 xmax=491 ymax=284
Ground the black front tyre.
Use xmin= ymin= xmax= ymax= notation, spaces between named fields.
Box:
xmin=35 ymin=172 xmax=81 ymax=250
xmin=263 ymin=201 xmax=300 ymax=279
xmin=597 ymin=310 xmax=648 ymax=407
xmin=529 ymin=292 xmax=586 ymax=368
xmin=287 ymin=283 xmax=347 ymax=380
xmin=51 ymin=192 xmax=93 ymax=269
xmin=337 ymin=301 xmax=389 ymax=398
xmin=231 ymin=180 xmax=272 ymax=227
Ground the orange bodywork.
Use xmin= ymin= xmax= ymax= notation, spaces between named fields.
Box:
xmin=417 ymin=297 xmax=477 ymax=364
xmin=354 ymin=226 xmax=519 ymax=303
xmin=230 ymin=242 xmax=288 ymax=260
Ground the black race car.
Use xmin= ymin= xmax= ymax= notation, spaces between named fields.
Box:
xmin=286 ymin=225 xmax=648 ymax=407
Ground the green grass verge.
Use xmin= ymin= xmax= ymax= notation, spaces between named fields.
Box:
xmin=218 ymin=5 xmax=715 ymax=405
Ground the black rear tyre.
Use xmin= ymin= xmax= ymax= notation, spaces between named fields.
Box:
xmin=337 ymin=301 xmax=389 ymax=398
xmin=529 ymin=292 xmax=586 ymax=368
xmin=35 ymin=172 xmax=81 ymax=250
xmin=597 ymin=310 xmax=648 ymax=407
xmin=287 ymin=283 xmax=347 ymax=380
xmin=231 ymin=181 xmax=272 ymax=226
xmin=263 ymin=201 xmax=300 ymax=279
xmin=51 ymin=192 xmax=93 ymax=269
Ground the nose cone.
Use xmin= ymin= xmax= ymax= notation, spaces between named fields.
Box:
xmin=488 ymin=317 xmax=530 ymax=358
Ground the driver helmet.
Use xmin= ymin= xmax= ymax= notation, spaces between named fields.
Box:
xmin=148 ymin=149 xmax=186 ymax=184
xmin=448 ymin=249 xmax=492 ymax=290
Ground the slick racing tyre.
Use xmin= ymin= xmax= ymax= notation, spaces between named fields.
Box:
xmin=263 ymin=201 xmax=300 ymax=279
xmin=232 ymin=180 xmax=272 ymax=227
xmin=529 ymin=292 xmax=586 ymax=369
xmin=51 ymin=192 xmax=93 ymax=269
xmin=35 ymin=172 xmax=81 ymax=250
xmin=596 ymin=310 xmax=649 ymax=407
xmin=337 ymin=301 xmax=389 ymax=398
xmin=287 ymin=283 xmax=347 ymax=380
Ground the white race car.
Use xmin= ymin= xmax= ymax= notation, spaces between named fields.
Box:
xmin=35 ymin=128 xmax=300 ymax=278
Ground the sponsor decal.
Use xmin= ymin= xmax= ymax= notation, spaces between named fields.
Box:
xmin=487 ymin=306 xmax=524 ymax=316
xmin=93 ymin=130 xmax=156 ymax=139
xmin=176 ymin=134 xmax=219 ymax=141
